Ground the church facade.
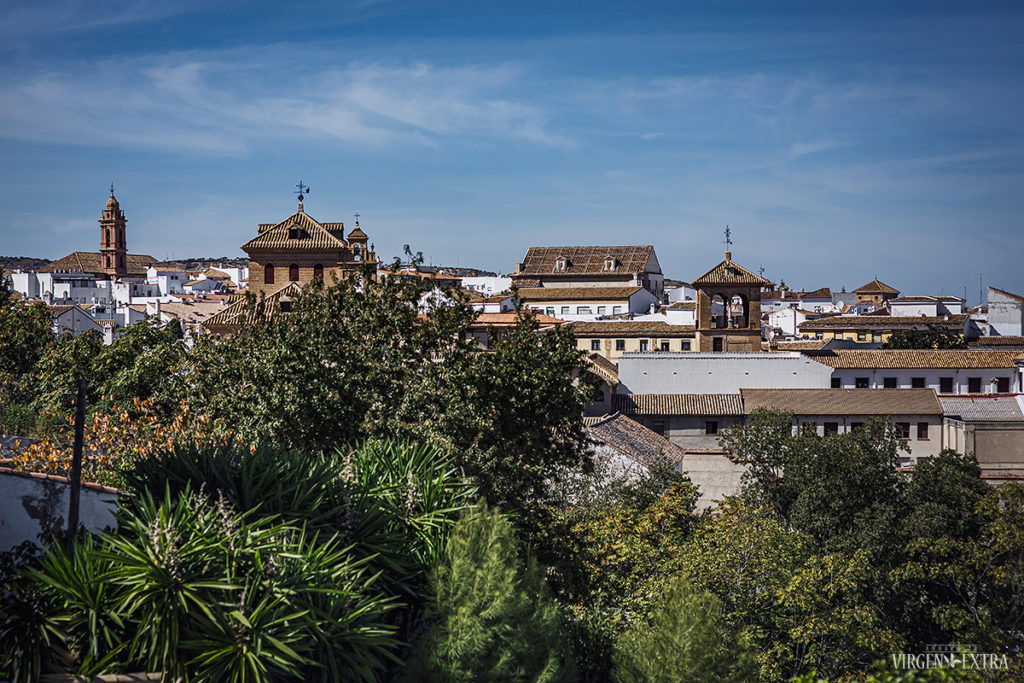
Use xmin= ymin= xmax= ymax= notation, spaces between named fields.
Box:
xmin=241 ymin=201 xmax=375 ymax=298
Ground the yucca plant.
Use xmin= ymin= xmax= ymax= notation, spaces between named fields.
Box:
xmin=26 ymin=534 xmax=128 ymax=676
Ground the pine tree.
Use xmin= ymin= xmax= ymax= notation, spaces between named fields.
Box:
xmin=613 ymin=575 xmax=756 ymax=683
xmin=410 ymin=502 xmax=573 ymax=682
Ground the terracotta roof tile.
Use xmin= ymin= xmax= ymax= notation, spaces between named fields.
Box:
xmin=469 ymin=312 xmax=567 ymax=327
xmin=570 ymin=321 xmax=695 ymax=336
xmin=586 ymin=412 xmax=686 ymax=466
xmin=40 ymin=251 xmax=158 ymax=276
xmin=853 ymin=279 xmax=900 ymax=295
xmin=692 ymin=253 xmax=773 ymax=287
xmin=939 ymin=395 xmax=1024 ymax=421
xmin=798 ymin=314 xmax=966 ymax=329
xmin=516 ymin=286 xmax=645 ymax=301
xmin=242 ymin=212 xmax=350 ymax=252
xmin=614 ymin=393 xmax=745 ymax=416
xmin=740 ymin=388 xmax=942 ymax=415
xmin=803 ymin=349 xmax=1020 ymax=369
xmin=516 ymin=245 xmax=654 ymax=276
xmin=973 ymin=336 xmax=1024 ymax=347
xmin=586 ymin=352 xmax=619 ymax=385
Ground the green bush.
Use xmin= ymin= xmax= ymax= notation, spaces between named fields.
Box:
xmin=613 ymin=575 xmax=756 ymax=683
xmin=409 ymin=501 xmax=574 ymax=682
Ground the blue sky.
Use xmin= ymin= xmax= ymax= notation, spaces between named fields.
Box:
xmin=1 ymin=0 xmax=1022 ymax=302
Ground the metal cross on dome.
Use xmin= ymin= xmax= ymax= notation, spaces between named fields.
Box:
xmin=295 ymin=181 xmax=310 ymax=201
xmin=109 ymin=182 xmax=115 ymax=196
xmin=354 ymin=212 xmax=361 ymax=223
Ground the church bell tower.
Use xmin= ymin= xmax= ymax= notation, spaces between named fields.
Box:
xmin=99 ymin=184 xmax=128 ymax=278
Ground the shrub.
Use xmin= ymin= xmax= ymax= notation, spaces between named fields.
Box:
xmin=613 ymin=575 xmax=756 ymax=683
xmin=409 ymin=502 xmax=574 ymax=682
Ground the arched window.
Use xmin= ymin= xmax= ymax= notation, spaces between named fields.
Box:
xmin=105 ymin=229 xmax=110 ymax=245
xmin=353 ymin=245 xmax=362 ymax=262
xmin=289 ymin=264 xmax=299 ymax=282
xmin=313 ymin=263 xmax=324 ymax=280
xmin=264 ymin=264 xmax=275 ymax=285
xmin=554 ymin=255 xmax=567 ymax=272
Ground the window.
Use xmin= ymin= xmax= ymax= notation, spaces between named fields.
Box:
xmin=968 ymin=377 xmax=982 ymax=393
xmin=815 ymin=333 xmax=823 ymax=340
xmin=577 ymin=306 xmax=592 ymax=315
xmin=997 ymin=377 xmax=1010 ymax=393
xmin=911 ymin=377 xmax=925 ymax=388
xmin=615 ymin=339 xmax=626 ymax=351
xmin=264 ymin=264 xmax=275 ymax=285
xmin=681 ymin=341 xmax=691 ymax=351
xmin=831 ymin=377 xmax=842 ymax=388
xmin=591 ymin=340 xmax=601 ymax=351
xmin=639 ymin=340 xmax=649 ymax=352
xmin=279 ymin=298 xmax=292 ymax=313
xmin=289 ymin=264 xmax=299 ymax=282
xmin=824 ymin=422 xmax=839 ymax=436
xmin=939 ymin=377 xmax=954 ymax=393
xmin=705 ymin=421 xmax=719 ymax=435
xmin=856 ymin=377 xmax=869 ymax=388
xmin=560 ymin=306 xmax=570 ymax=315
xmin=872 ymin=332 xmax=882 ymax=342
xmin=850 ymin=421 xmax=863 ymax=431
xmin=554 ymin=256 xmax=567 ymax=272
xmin=883 ymin=377 xmax=897 ymax=389
xmin=660 ymin=341 xmax=671 ymax=352
xmin=612 ymin=306 xmax=623 ymax=315
xmin=917 ymin=422 xmax=929 ymax=440
xmin=313 ymin=263 xmax=324 ymax=280
xmin=896 ymin=422 xmax=911 ymax=439
xmin=857 ymin=332 xmax=866 ymax=341
xmin=546 ymin=307 xmax=555 ymax=316
xmin=597 ymin=306 xmax=606 ymax=315
xmin=713 ymin=337 xmax=723 ymax=352
xmin=651 ymin=420 xmax=666 ymax=436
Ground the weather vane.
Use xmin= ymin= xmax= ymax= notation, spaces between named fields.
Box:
xmin=723 ymin=226 xmax=733 ymax=249
xmin=109 ymin=182 xmax=115 ymax=196
xmin=354 ymin=212 xmax=361 ymax=224
xmin=759 ymin=265 xmax=765 ymax=277
xmin=295 ymin=181 xmax=310 ymax=212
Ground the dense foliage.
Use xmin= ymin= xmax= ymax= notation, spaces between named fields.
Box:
xmin=2 ymin=270 xmax=1021 ymax=680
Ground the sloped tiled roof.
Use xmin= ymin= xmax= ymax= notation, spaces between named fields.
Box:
xmin=516 ymin=286 xmax=645 ymax=302
xmin=469 ymin=312 xmax=567 ymax=327
xmin=202 ymin=282 xmax=304 ymax=332
xmin=800 ymin=287 xmax=834 ymax=299
xmin=570 ymin=321 xmax=695 ymax=337
xmin=939 ymin=395 xmax=1024 ymax=422
xmin=891 ymin=295 xmax=965 ymax=304
xmin=973 ymin=336 xmax=1024 ymax=348
xmin=804 ymin=349 xmax=1020 ymax=369
xmin=585 ymin=413 xmax=686 ymax=467
xmin=517 ymin=245 xmax=655 ymax=276
xmin=798 ymin=314 xmax=967 ymax=329
xmin=853 ymin=279 xmax=900 ymax=295
xmin=614 ymin=393 xmax=745 ymax=416
xmin=586 ymin=353 xmax=619 ymax=385
xmin=242 ymin=212 xmax=349 ymax=252
xmin=668 ymin=301 xmax=697 ymax=309
xmin=764 ymin=339 xmax=829 ymax=351
xmin=40 ymin=251 xmax=158 ymax=276
xmin=47 ymin=304 xmax=75 ymax=316
xmin=692 ymin=253 xmax=773 ymax=287
xmin=740 ymin=388 xmax=942 ymax=415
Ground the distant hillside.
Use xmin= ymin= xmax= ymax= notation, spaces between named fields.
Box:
xmin=160 ymin=256 xmax=249 ymax=270
xmin=429 ymin=266 xmax=499 ymax=277
xmin=0 ymin=256 xmax=51 ymax=272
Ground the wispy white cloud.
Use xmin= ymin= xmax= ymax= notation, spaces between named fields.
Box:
xmin=0 ymin=50 xmax=568 ymax=153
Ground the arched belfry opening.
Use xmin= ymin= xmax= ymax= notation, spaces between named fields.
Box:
xmin=692 ymin=247 xmax=773 ymax=353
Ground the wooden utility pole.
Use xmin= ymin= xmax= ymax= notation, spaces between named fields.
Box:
xmin=66 ymin=378 xmax=86 ymax=547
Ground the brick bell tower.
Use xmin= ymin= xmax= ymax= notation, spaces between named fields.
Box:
xmin=99 ymin=183 xmax=128 ymax=278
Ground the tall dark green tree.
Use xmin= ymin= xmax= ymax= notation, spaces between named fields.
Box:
xmin=409 ymin=502 xmax=573 ymax=682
